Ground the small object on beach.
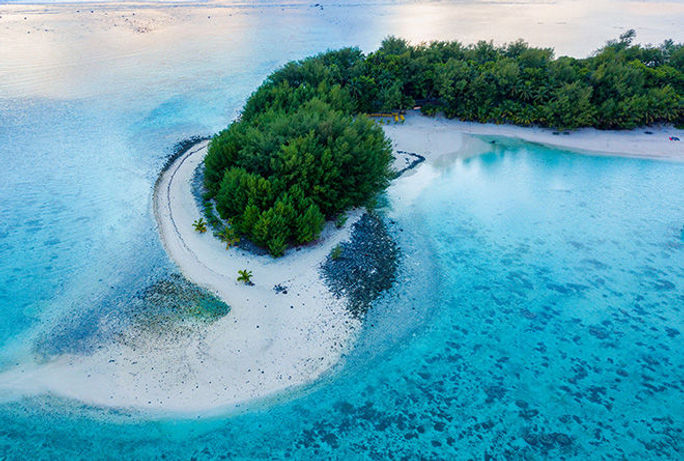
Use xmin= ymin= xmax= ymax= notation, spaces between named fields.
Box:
xmin=552 ymin=131 xmax=560 ymax=135
xmin=273 ymin=284 xmax=288 ymax=294
xmin=669 ymin=136 xmax=680 ymax=141
xmin=644 ymin=131 xmax=653 ymax=135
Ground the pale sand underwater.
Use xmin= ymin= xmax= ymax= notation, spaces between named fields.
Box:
xmin=1 ymin=114 xmax=681 ymax=413
xmin=2 ymin=1 xmax=683 ymax=100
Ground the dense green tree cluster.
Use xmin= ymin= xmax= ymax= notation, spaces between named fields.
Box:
xmin=204 ymin=97 xmax=392 ymax=256
xmin=363 ymin=31 xmax=682 ymax=128
xmin=244 ymin=31 xmax=681 ymax=129
xmin=205 ymin=31 xmax=682 ymax=255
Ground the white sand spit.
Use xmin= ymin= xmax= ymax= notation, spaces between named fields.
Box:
xmin=1 ymin=114 xmax=680 ymax=414
xmin=0 ymin=141 xmax=361 ymax=414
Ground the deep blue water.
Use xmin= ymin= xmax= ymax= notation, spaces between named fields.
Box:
xmin=1 ymin=1 xmax=683 ymax=459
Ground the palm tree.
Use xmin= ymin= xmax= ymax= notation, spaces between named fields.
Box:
xmin=192 ymin=218 xmax=207 ymax=233
xmin=217 ymin=226 xmax=240 ymax=249
xmin=237 ymin=269 xmax=253 ymax=284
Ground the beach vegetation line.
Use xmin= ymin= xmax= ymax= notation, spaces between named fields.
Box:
xmin=203 ymin=31 xmax=682 ymax=256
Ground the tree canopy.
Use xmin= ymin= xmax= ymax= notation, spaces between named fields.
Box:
xmin=204 ymin=32 xmax=682 ymax=255
xmin=204 ymin=94 xmax=392 ymax=256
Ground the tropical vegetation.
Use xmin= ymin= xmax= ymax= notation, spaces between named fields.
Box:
xmin=204 ymin=31 xmax=682 ymax=255
xmin=192 ymin=218 xmax=207 ymax=233
xmin=237 ymin=269 xmax=253 ymax=284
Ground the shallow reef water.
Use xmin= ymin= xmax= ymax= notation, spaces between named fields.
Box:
xmin=2 ymin=140 xmax=683 ymax=459
xmin=1 ymin=1 xmax=683 ymax=458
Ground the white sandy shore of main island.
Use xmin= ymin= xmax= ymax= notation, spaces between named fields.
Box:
xmin=385 ymin=111 xmax=684 ymax=163
xmin=0 ymin=113 xmax=681 ymax=414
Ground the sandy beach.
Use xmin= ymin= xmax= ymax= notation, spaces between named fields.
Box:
xmin=0 ymin=141 xmax=363 ymax=414
xmin=384 ymin=111 xmax=684 ymax=163
xmin=147 ymin=115 xmax=682 ymax=412
xmin=1 ymin=114 xmax=682 ymax=414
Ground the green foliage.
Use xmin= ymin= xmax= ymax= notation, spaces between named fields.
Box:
xmin=237 ymin=269 xmax=253 ymax=284
xmin=335 ymin=213 xmax=348 ymax=229
xmin=205 ymin=32 xmax=682 ymax=255
xmin=205 ymin=92 xmax=392 ymax=257
xmin=330 ymin=244 xmax=343 ymax=261
xmin=201 ymin=199 xmax=222 ymax=232
xmin=216 ymin=225 xmax=240 ymax=249
xmin=296 ymin=203 xmax=326 ymax=244
xmin=192 ymin=218 xmax=207 ymax=233
xmin=544 ymin=82 xmax=596 ymax=129
xmin=350 ymin=32 xmax=681 ymax=129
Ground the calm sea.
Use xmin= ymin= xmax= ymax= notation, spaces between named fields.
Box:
xmin=0 ymin=1 xmax=682 ymax=458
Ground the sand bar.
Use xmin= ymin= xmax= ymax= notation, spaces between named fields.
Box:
xmin=0 ymin=115 xmax=681 ymax=414
xmin=0 ymin=141 xmax=361 ymax=414
xmin=384 ymin=111 xmax=684 ymax=163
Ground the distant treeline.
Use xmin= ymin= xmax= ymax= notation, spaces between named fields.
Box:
xmin=271 ymin=30 xmax=681 ymax=129
xmin=204 ymin=32 xmax=682 ymax=255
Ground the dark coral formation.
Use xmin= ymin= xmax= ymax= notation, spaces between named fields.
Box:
xmin=321 ymin=213 xmax=399 ymax=318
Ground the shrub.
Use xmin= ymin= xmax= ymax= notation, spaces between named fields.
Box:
xmin=192 ymin=218 xmax=207 ymax=233
xmin=330 ymin=244 xmax=343 ymax=260
xmin=335 ymin=213 xmax=348 ymax=229
xmin=216 ymin=225 xmax=240 ymax=249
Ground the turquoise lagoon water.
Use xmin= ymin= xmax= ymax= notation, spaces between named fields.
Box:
xmin=2 ymin=139 xmax=682 ymax=459
xmin=1 ymin=1 xmax=683 ymax=459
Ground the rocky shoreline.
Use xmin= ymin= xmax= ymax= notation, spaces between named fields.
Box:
xmin=319 ymin=150 xmax=429 ymax=318
xmin=392 ymin=150 xmax=426 ymax=178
